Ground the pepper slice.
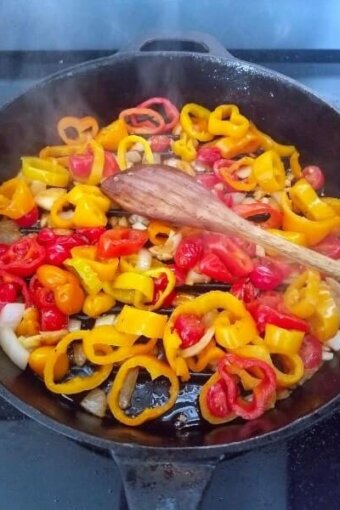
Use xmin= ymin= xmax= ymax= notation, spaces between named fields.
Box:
xmin=232 ymin=202 xmax=283 ymax=229
xmin=172 ymin=132 xmax=197 ymax=162
xmin=208 ymin=104 xmax=250 ymax=139
xmin=289 ymin=178 xmax=336 ymax=221
xmin=264 ymin=324 xmax=305 ymax=354
xmin=308 ymin=282 xmax=340 ymax=342
xmin=57 ymin=116 xmax=99 ymax=145
xmin=180 ymin=103 xmax=214 ymax=142
xmin=249 ymin=122 xmax=296 ymax=157
xmin=21 ymin=157 xmax=70 ymax=187
xmin=218 ymin=354 xmax=277 ymax=420
xmin=247 ymin=297 xmax=309 ymax=334
xmin=199 ymin=373 xmax=236 ymax=425
xmin=119 ymin=107 xmax=165 ymax=135
xmin=284 ymin=270 xmax=321 ymax=319
xmin=0 ymin=178 xmax=36 ymax=220
xmin=97 ymin=228 xmax=148 ymax=259
xmin=147 ymin=221 xmax=174 ymax=246
xmin=0 ymin=236 xmax=46 ymax=278
xmin=218 ymin=157 xmax=257 ymax=192
xmin=95 ymin=118 xmax=129 ymax=151
xmin=138 ymin=97 xmax=180 ymax=132
xmin=117 ymin=135 xmax=154 ymax=170
xmin=115 ymin=305 xmax=167 ymax=338
xmin=107 ymin=355 xmax=179 ymax=426
xmin=43 ymin=331 xmax=113 ymax=394
xmin=253 ymin=150 xmax=286 ymax=192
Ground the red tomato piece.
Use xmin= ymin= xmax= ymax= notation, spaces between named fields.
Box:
xmin=299 ymin=335 xmax=322 ymax=369
xmin=149 ymin=135 xmax=171 ymax=152
xmin=15 ymin=206 xmax=39 ymax=228
xmin=196 ymin=173 xmax=221 ymax=189
xmin=206 ymin=379 xmax=232 ymax=418
xmin=313 ymin=235 xmax=340 ymax=260
xmin=230 ymin=277 xmax=259 ymax=303
xmin=40 ymin=306 xmax=68 ymax=331
xmin=97 ymin=228 xmax=148 ymax=258
xmin=29 ymin=275 xmax=55 ymax=309
xmin=0 ymin=270 xmax=30 ymax=308
xmin=174 ymin=313 xmax=205 ymax=349
xmin=302 ymin=165 xmax=325 ymax=190
xmin=199 ymin=252 xmax=234 ymax=283
xmin=249 ymin=257 xmax=285 ymax=291
xmin=174 ymin=235 xmax=204 ymax=271
xmin=202 ymin=233 xmax=254 ymax=277
xmin=197 ymin=147 xmax=222 ymax=166
xmin=69 ymin=151 xmax=119 ymax=182
xmin=0 ymin=236 xmax=46 ymax=277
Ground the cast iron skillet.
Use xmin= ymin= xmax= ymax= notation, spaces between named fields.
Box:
xmin=0 ymin=32 xmax=340 ymax=509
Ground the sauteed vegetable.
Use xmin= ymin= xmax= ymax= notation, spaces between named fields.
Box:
xmin=0 ymin=97 xmax=339 ymax=427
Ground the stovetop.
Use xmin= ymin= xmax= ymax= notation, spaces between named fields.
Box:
xmin=1 ymin=49 xmax=340 ymax=510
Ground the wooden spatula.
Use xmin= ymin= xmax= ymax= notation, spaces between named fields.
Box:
xmin=101 ymin=164 xmax=340 ymax=280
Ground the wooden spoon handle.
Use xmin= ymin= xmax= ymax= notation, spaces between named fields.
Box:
xmin=102 ymin=165 xmax=340 ymax=280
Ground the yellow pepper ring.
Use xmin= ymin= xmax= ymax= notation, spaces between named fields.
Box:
xmin=57 ymin=116 xmax=99 ymax=145
xmin=43 ymin=331 xmax=113 ymax=394
xmin=21 ymin=157 xmax=70 ymax=187
xmin=284 ymin=270 xmax=321 ymax=319
xmin=264 ymin=324 xmax=305 ymax=354
xmin=107 ymin=355 xmax=179 ymax=426
xmin=147 ymin=221 xmax=174 ymax=246
xmin=309 ymin=283 xmax=340 ymax=342
xmin=117 ymin=135 xmax=153 ymax=170
xmin=86 ymin=140 xmax=105 ymax=186
xmin=187 ymin=340 xmax=225 ymax=373
xmin=50 ymin=195 xmax=75 ymax=229
xmin=180 ymin=103 xmax=214 ymax=142
xmin=208 ymin=104 xmax=250 ymax=139
xmin=136 ymin=267 xmax=176 ymax=311
xmin=253 ymin=150 xmax=286 ymax=192
xmin=115 ymin=305 xmax=167 ymax=338
xmin=172 ymin=132 xmax=197 ymax=162
xmin=289 ymin=151 xmax=302 ymax=179
xmin=290 ymin=178 xmax=336 ymax=221
xmin=112 ymin=272 xmax=155 ymax=304
xmin=249 ymin=122 xmax=296 ymax=157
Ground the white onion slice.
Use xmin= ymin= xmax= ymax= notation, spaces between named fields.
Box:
xmin=68 ymin=319 xmax=82 ymax=332
xmin=94 ymin=314 xmax=116 ymax=327
xmin=0 ymin=327 xmax=29 ymax=370
xmin=326 ymin=331 xmax=340 ymax=351
xmin=0 ymin=303 xmax=25 ymax=330
xmin=185 ymin=269 xmax=211 ymax=285
xmin=180 ymin=327 xmax=215 ymax=358
xmin=80 ymin=389 xmax=107 ymax=418
xmin=136 ymin=249 xmax=152 ymax=271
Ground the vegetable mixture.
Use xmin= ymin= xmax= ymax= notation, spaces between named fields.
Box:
xmin=0 ymin=97 xmax=340 ymax=427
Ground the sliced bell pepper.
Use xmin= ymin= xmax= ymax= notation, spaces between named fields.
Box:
xmin=16 ymin=307 xmax=39 ymax=336
xmin=284 ymin=270 xmax=321 ymax=319
xmin=29 ymin=345 xmax=69 ymax=380
xmin=43 ymin=331 xmax=112 ymax=394
xmin=211 ymin=131 xmax=261 ymax=159
xmin=97 ymin=228 xmax=148 ymax=259
xmin=208 ymin=104 xmax=250 ymax=139
xmin=0 ymin=235 xmax=46 ymax=277
xmin=199 ymin=372 xmax=236 ymax=425
xmin=218 ymin=354 xmax=277 ymax=420
xmin=112 ymin=272 xmax=154 ymax=306
xmin=289 ymin=178 xmax=336 ymax=221
xmin=117 ymin=135 xmax=153 ymax=170
xmin=247 ymin=299 xmax=309 ymax=335
xmin=289 ymin=151 xmax=302 ymax=179
xmin=249 ymin=122 xmax=296 ymax=157
xmin=218 ymin=156 xmax=257 ymax=191
xmin=57 ymin=116 xmax=99 ymax=145
xmin=281 ymin=192 xmax=340 ymax=246
xmin=180 ymin=103 xmax=214 ymax=142
xmin=232 ymin=202 xmax=283 ymax=229
xmin=172 ymin=132 xmax=197 ymax=162
xmin=308 ymin=282 xmax=340 ymax=342
xmin=82 ymin=292 xmax=115 ymax=318
xmin=64 ymin=258 xmax=103 ymax=295
xmin=267 ymin=229 xmax=307 ymax=246
xmin=264 ymin=324 xmax=305 ymax=354
xmin=0 ymin=178 xmax=36 ymax=220
xmin=21 ymin=157 xmax=70 ymax=187
xmin=0 ymin=270 xmax=31 ymax=309
xmin=107 ymin=355 xmax=179 ymax=426
xmin=214 ymin=309 xmax=258 ymax=350
xmin=253 ymin=150 xmax=285 ymax=192
xmin=147 ymin=221 xmax=174 ymax=246
xmin=115 ymin=305 xmax=167 ymax=338
xmin=119 ymin=107 xmax=165 ymax=135
xmin=187 ymin=340 xmax=225 ymax=373
xmin=95 ymin=118 xmax=128 ymax=151
xmin=138 ymin=97 xmax=180 ymax=132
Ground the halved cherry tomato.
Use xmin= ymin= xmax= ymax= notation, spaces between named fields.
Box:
xmin=40 ymin=306 xmax=68 ymax=332
xmin=0 ymin=270 xmax=31 ymax=309
xmin=76 ymin=227 xmax=106 ymax=245
xmin=174 ymin=313 xmax=205 ymax=348
xmin=202 ymin=233 xmax=254 ymax=277
xmin=197 ymin=147 xmax=221 ymax=166
xmin=97 ymin=228 xmax=148 ymax=258
xmin=199 ymin=252 xmax=234 ymax=283
xmin=15 ymin=206 xmax=39 ymax=228
xmin=230 ymin=277 xmax=259 ymax=303
xmin=232 ymin=202 xmax=283 ymax=229
xmin=196 ymin=173 xmax=221 ymax=189
xmin=174 ymin=235 xmax=204 ymax=270
xmin=0 ymin=236 xmax=46 ymax=277
xmin=302 ymin=165 xmax=325 ymax=190
xmin=299 ymin=334 xmax=322 ymax=369
xmin=249 ymin=257 xmax=285 ymax=290
xmin=29 ymin=275 xmax=55 ymax=309
xmin=69 ymin=151 xmax=119 ymax=182
xmin=313 ymin=235 xmax=340 ymax=260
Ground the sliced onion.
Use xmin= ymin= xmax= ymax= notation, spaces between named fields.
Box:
xmin=35 ymin=188 xmax=67 ymax=211
xmin=0 ymin=327 xmax=29 ymax=370
xmin=326 ymin=331 xmax=340 ymax=351
xmin=149 ymin=232 xmax=182 ymax=261
xmin=136 ymin=249 xmax=152 ymax=271
xmin=0 ymin=303 xmax=25 ymax=330
xmin=73 ymin=342 xmax=87 ymax=367
xmin=180 ymin=327 xmax=215 ymax=358
xmin=185 ymin=269 xmax=211 ymax=285
xmin=132 ymin=222 xmax=148 ymax=231
xmin=68 ymin=319 xmax=81 ymax=332
xmin=119 ymin=367 xmax=139 ymax=410
xmin=94 ymin=314 xmax=116 ymax=327
xmin=80 ymin=389 xmax=107 ymax=418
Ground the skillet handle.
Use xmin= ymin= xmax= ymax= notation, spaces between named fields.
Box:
xmin=122 ymin=31 xmax=235 ymax=60
xmin=112 ymin=450 xmax=218 ymax=510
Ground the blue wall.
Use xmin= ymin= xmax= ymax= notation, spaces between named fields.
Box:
xmin=0 ymin=0 xmax=338 ymax=50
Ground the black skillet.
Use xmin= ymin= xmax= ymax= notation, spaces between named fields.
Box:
xmin=0 ymin=32 xmax=340 ymax=510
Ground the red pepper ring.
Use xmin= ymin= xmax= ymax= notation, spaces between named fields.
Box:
xmin=218 ymin=354 xmax=277 ymax=420
xmin=97 ymin=227 xmax=148 ymax=258
xmin=232 ymin=202 xmax=283 ymax=229
xmin=0 ymin=235 xmax=46 ymax=277
xmin=0 ymin=270 xmax=31 ymax=308
xmin=119 ymin=107 xmax=165 ymax=135
xmin=138 ymin=97 xmax=180 ymax=132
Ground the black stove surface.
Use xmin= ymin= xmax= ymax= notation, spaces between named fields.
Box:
xmin=1 ymin=49 xmax=340 ymax=510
